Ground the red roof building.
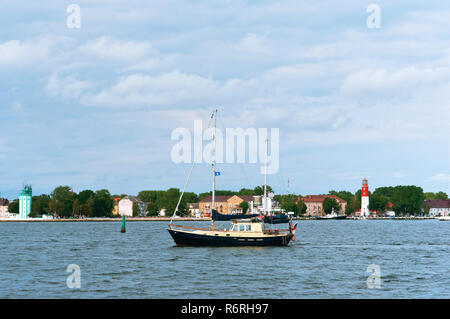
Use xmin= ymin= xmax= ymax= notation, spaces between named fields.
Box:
xmin=198 ymin=195 xmax=258 ymax=215
xmin=301 ymin=195 xmax=347 ymax=217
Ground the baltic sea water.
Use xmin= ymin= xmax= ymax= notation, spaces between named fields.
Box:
xmin=0 ymin=220 xmax=448 ymax=298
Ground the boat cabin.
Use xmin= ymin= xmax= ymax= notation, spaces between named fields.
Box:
xmin=230 ymin=221 xmax=263 ymax=233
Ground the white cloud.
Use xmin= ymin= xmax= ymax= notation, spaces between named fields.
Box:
xmin=0 ymin=38 xmax=56 ymax=68
xmin=45 ymin=73 xmax=93 ymax=99
xmin=2 ymin=1 xmax=450 ymax=196
xmin=392 ymin=172 xmax=407 ymax=178
xmin=77 ymin=36 xmax=157 ymax=62
xmin=430 ymin=173 xmax=450 ymax=181
xmin=340 ymin=66 xmax=450 ymax=100
xmin=10 ymin=101 xmax=22 ymax=111
xmin=80 ymin=70 xmax=253 ymax=108
xmin=238 ymin=34 xmax=271 ymax=54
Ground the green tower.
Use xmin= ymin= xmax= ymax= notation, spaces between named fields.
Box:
xmin=19 ymin=185 xmax=32 ymax=219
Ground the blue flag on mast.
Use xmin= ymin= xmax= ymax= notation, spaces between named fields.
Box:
xmin=215 ymin=172 xmax=220 ymax=176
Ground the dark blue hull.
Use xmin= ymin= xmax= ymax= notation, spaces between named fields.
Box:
xmin=168 ymin=229 xmax=292 ymax=247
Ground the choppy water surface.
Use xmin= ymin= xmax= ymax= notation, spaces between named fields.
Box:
xmin=0 ymin=220 xmax=448 ymax=298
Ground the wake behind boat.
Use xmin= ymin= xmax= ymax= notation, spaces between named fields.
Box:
xmin=167 ymin=109 xmax=296 ymax=247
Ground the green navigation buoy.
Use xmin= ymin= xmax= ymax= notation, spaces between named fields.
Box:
xmin=121 ymin=216 xmax=126 ymax=233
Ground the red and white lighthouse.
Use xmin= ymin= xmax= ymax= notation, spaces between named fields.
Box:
xmin=361 ymin=178 xmax=370 ymax=217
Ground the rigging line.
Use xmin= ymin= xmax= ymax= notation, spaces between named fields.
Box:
xmin=217 ymin=116 xmax=254 ymax=191
xmin=278 ymin=167 xmax=288 ymax=195
xmin=169 ymin=111 xmax=215 ymax=225
xmin=170 ymin=161 xmax=195 ymax=225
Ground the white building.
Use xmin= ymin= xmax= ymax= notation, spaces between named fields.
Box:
xmin=384 ymin=211 xmax=395 ymax=217
xmin=0 ymin=198 xmax=9 ymax=218
xmin=158 ymin=208 xmax=167 ymax=216
xmin=187 ymin=203 xmax=200 ymax=217
xmin=422 ymin=199 xmax=450 ymax=217
xmin=19 ymin=185 xmax=32 ymax=219
xmin=118 ymin=196 xmax=145 ymax=217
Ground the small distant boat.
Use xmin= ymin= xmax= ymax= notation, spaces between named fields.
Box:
xmin=316 ymin=208 xmax=347 ymax=220
xmin=436 ymin=216 xmax=450 ymax=221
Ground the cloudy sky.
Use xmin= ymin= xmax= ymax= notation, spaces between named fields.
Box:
xmin=1 ymin=0 xmax=449 ymax=199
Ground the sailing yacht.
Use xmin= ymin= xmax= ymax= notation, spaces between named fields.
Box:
xmin=167 ymin=110 xmax=295 ymax=246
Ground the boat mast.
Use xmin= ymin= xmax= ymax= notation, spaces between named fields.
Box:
xmin=263 ymin=137 xmax=268 ymax=214
xmin=211 ymin=109 xmax=217 ymax=229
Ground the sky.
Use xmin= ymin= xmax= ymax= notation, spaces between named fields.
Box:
xmin=1 ymin=0 xmax=449 ymax=199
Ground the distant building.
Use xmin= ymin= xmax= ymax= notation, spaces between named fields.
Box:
xmin=198 ymin=195 xmax=258 ymax=215
xmin=19 ymin=185 xmax=32 ymax=219
xmin=422 ymin=199 xmax=450 ymax=217
xmin=118 ymin=196 xmax=145 ymax=217
xmin=302 ymin=195 xmax=347 ymax=217
xmin=384 ymin=211 xmax=395 ymax=217
xmin=158 ymin=208 xmax=167 ymax=216
xmin=354 ymin=209 xmax=378 ymax=217
xmin=112 ymin=197 xmax=121 ymax=216
xmin=0 ymin=198 xmax=9 ymax=218
xmin=187 ymin=203 xmax=200 ymax=217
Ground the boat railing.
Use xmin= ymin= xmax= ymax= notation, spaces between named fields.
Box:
xmin=168 ymin=224 xmax=217 ymax=231
xmin=263 ymin=228 xmax=291 ymax=234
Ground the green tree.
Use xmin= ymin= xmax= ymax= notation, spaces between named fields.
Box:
xmin=435 ymin=192 xmax=448 ymax=200
xmin=138 ymin=190 xmax=163 ymax=203
xmin=425 ymin=191 xmax=448 ymax=200
xmin=423 ymin=202 xmax=431 ymax=215
xmin=74 ymin=189 xmax=95 ymax=217
xmin=391 ymin=185 xmax=424 ymax=215
xmin=78 ymin=190 xmax=95 ymax=203
xmin=280 ymin=194 xmax=298 ymax=214
xmin=373 ymin=186 xmax=395 ymax=198
xmin=132 ymin=202 xmax=141 ymax=217
xmin=8 ymin=200 xmax=19 ymax=215
xmin=146 ymin=201 xmax=159 ymax=216
xmin=155 ymin=188 xmax=185 ymax=215
xmin=323 ymin=198 xmax=340 ymax=215
xmin=296 ymin=197 xmax=307 ymax=216
xmin=238 ymin=188 xmax=254 ymax=195
xmin=329 ymin=190 xmax=354 ymax=215
xmin=369 ymin=194 xmax=389 ymax=212
xmin=253 ymin=185 xmax=273 ymax=196
xmin=329 ymin=190 xmax=353 ymax=203
xmin=239 ymin=201 xmax=249 ymax=214
xmin=183 ymin=192 xmax=198 ymax=204
xmin=350 ymin=189 xmax=362 ymax=214
xmin=30 ymin=194 xmax=50 ymax=217
xmin=93 ymin=189 xmax=114 ymax=217
xmin=47 ymin=186 xmax=75 ymax=217
xmin=273 ymin=194 xmax=282 ymax=203
xmin=424 ymin=192 xmax=436 ymax=200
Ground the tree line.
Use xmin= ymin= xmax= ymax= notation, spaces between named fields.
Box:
xmin=274 ymin=186 xmax=447 ymax=216
xmin=327 ymin=186 xmax=447 ymax=216
xmin=7 ymin=184 xmax=447 ymax=218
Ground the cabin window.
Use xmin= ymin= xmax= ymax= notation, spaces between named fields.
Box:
xmin=239 ymin=225 xmax=245 ymax=231
xmin=246 ymin=225 xmax=251 ymax=231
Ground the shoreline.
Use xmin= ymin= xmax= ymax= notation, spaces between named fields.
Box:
xmin=0 ymin=217 xmax=210 ymax=222
xmin=0 ymin=216 xmax=438 ymax=222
